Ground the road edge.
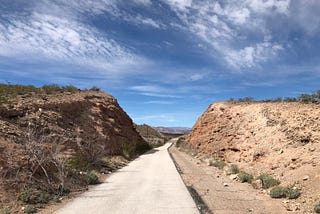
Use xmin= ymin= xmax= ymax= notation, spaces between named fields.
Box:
xmin=167 ymin=141 xmax=212 ymax=214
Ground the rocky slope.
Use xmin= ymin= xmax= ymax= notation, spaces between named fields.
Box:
xmin=186 ymin=101 xmax=320 ymax=213
xmin=0 ymin=91 xmax=146 ymax=211
xmin=135 ymin=124 xmax=167 ymax=145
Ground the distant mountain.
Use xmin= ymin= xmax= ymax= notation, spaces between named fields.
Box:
xmin=153 ymin=126 xmax=191 ymax=137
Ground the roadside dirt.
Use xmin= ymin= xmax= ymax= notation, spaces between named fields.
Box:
xmin=169 ymin=145 xmax=296 ymax=214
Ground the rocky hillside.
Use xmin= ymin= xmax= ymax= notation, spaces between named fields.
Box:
xmin=135 ymin=124 xmax=167 ymax=145
xmin=186 ymin=101 xmax=320 ymax=213
xmin=0 ymin=90 xmax=147 ymax=211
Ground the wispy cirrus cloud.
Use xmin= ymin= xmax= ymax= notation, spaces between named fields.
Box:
xmin=130 ymin=85 xmax=182 ymax=98
xmin=163 ymin=0 xmax=290 ymax=70
xmin=0 ymin=0 xmax=157 ymax=80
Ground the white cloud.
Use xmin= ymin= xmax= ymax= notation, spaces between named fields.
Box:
xmin=0 ymin=1 xmax=154 ymax=78
xmin=130 ymin=85 xmax=182 ymax=98
xmin=165 ymin=0 xmax=193 ymax=12
xmin=124 ymin=14 xmax=165 ymax=29
xmin=132 ymin=0 xmax=152 ymax=6
xmin=247 ymin=0 xmax=290 ymax=14
xmin=224 ymin=41 xmax=283 ymax=69
xmin=164 ymin=0 xmax=290 ymax=69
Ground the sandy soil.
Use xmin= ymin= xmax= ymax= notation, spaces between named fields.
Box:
xmin=169 ymin=145 xmax=299 ymax=214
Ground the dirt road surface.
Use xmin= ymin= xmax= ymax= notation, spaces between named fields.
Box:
xmin=169 ymin=145 xmax=297 ymax=214
xmin=54 ymin=140 xmax=198 ymax=214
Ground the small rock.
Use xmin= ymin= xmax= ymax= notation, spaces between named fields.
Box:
xmin=283 ymin=200 xmax=289 ymax=204
xmin=303 ymin=176 xmax=309 ymax=181
xmin=223 ymin=183 xmax=229 ymax=187
xmin=309 ymin=147 xmax=316 ymax=152
xmin=279 ymin=149 xmax=284 ymax=154
xmin=246 ymin=208 xmax=253 ymax=212
xmin=229 ymin=174 xmax=237 ymax=180
xmin=21 ymin=207 xmax=25 ymax=211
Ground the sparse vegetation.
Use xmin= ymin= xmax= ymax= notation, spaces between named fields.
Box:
xmin=175 ymin=137 xmax=184 ymax=147
xmin=122 ymin=142 xmax=137 ymax=159
xmin=1 ymin=207 xmax=11 ymax=214
xmin=270 ymin=186 xmax=300 ymax=199
xmin=0 ymin=83 xmax=81 ymax=104
xmin=314 ymin=201 xmax=320 ymax=213
xmin=230 ymin=164 xmax=239 ymax=174
xmin=270 ymin=186 xmax=287 ymax=198
xmin=237 ymin=171 xmax=254 ymax=183
xmin=212 ymin=160 xmax=227 ymax=169
xmin=228 ymin=89 xmax=320 ymax=103
xmin=256 ymin=174 xmax=280 ymax=189
xmin=23 ymin=205 xmax=36 ymax=214
xmin=86 ymin=171 xmax=99 ymax=185
xmin=18 ymin=189 xmax=37 ymax=204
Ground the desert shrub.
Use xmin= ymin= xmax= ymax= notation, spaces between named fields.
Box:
xmin=24 ymin=205 xmax=36 ymax=214
xmin=136 ymin=143 xmax=152 ymax=154
xmin=42 ymin=84 xmax=62 ymax=94
xmin=37 ymin=192 xmax=50 ymax=204
xmin=230 ymin=164 xmax=239 ymax=174
xmin=90 ymin=86 xmax=100 ymax=91
xmin=270 ymin=186 xmax=287 ymax=198
xmin=298 ymin=94 xmax=315 ymax=103
xmin=67 ymin=154 xmax=89 ymax=171
xmin=122 ymin=143 xmax=136 ymax=159
xmin=270 ymin=186 xmax=300 ymax=199
xmin=1 ymin=207 xmax=11 ymax=214
xmin=286 ymin=187 xmax=300 ymax=199
xmin=86 ymin=171 xmax=99 ymax=185
xmin=212 ymin=160 xmax=227 ymax=169
xmin=62 ymin=85 xmax=79 ymax=93
xmin=101 ymin=157 xmax=111 ymax=168
xmin=175 ymin=137 xmax=184 ymax=147
xmin=238 ymin=97 xmax=254 ymax=102
xmin=314 ymin=201 xmax=320 ymax=213
xmin=18 ymin=189 xmax=37 ymax=204
xmin=238 ymin=171 xmax=254 ymax=183
xmin=257 ymin=174 xmax=280 ymax=189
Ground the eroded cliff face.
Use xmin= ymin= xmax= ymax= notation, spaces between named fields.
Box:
xmin=0 ymin=91 xmax=145 ymax=208
xmin=186 ymin=101 xmax=320 ymax=212
xmin=0 ymin=91 xmax=144 ymax=155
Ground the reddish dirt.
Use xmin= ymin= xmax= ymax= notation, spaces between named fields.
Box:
xmin=185 ymin=101 xmax=320 ymax=213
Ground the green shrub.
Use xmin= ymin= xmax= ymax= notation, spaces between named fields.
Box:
xmin=212 ymin=160 xmax=227 ymax=169
xmin=238 ymin=171 xmax=254 ymax=183
xmin=175 ymin=137 xmax=184 ymax=147
xmin=24 ymin=205 xmax=36 ymax=214
xmin=86 ymin=171 xmax=99 ymax=185
xmin=90 ymin=86 xmax=100 ymax=91
xmin=42 ymin=84 xmax=62 ymax=94
xmin=270 ymin=186 xmax=300 ymax=199
xmin=286 ymin=187 xmax=300 ymax=199
xmin=122 ymin=143 xmax=136 ymax=159
xmin=270 ymin=186 xmax=287 ymax=198
xmin=62 ymin=85 xmax=79 ymax=93
xmin=18 ymin=189 xmax=37 ymax=204
xmin=136 ymin=143 xmax=152 ymax=154
xmin=257 ymin=174 xmax=280 ymax=189
xmin=1 ymin=207 xmax=11 ymax=214
xmin=67 ymin=154 xmax=89 ymax=170
xmin=314 ymin=201 xmax=320 ymax=213
xmin=230 ymin=164 xmax=239 ymax=174
xmin=37 ymin=192 xmax=50 ymax=204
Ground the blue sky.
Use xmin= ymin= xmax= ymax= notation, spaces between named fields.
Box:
xmin=1 ymin=0 xmax=320 ymax=127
